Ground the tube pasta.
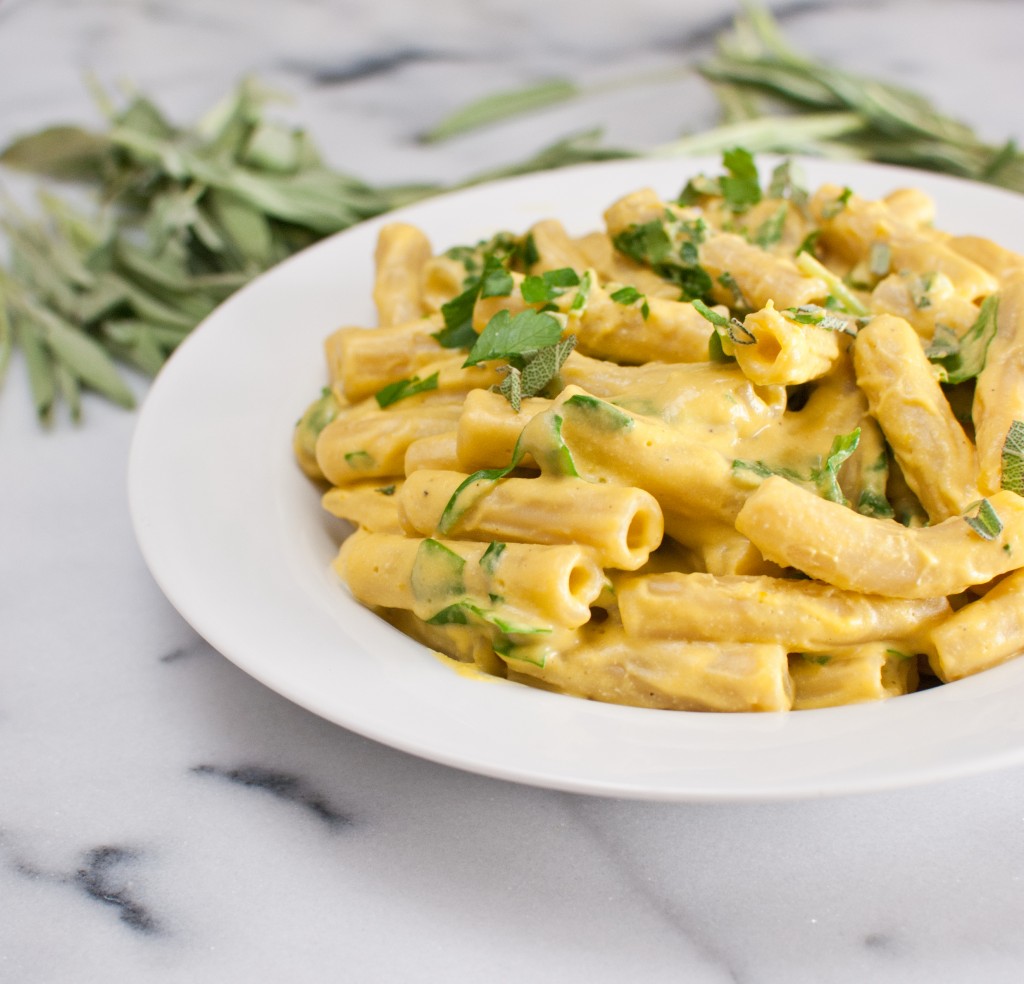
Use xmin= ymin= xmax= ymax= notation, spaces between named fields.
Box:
xmin=397 ymin=469 xmax=664 ymax=570
xmin=295 ymin=155 xmax=1024 ymax=712
xmin=322 ymin=480 xmax=405 ymax=534
xmin=336 ymin=529 xmax=604 ymax=630
xmin=510 ymin=620 xmax=793 ymax=712
xmin=736 ymin=477 xmax=1024 ymax=598
xmin=699 ymin=232 xmax=828 ymax=309
xmin=316 ymin=402 xmax=463 ymax=486
xmin=372 ymin=222 xmax=432 ymax=326
xmin=616 ymin=571 xmax=949 ymax=651
xmin=853 ymin=313 xmax=979 ymax=520
xmin=789 ymin=644 xmax=919 ymax=710
xmin=735 ymin=301 xmax=843 ymax=386
xmin=973 ymin=277 xmax=1024 ymax=495
xmin=927 ymin=568 xmax=1024 ymax=682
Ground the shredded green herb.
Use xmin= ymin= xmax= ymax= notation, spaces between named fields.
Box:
xmin=926 ymin=294 xmax=1000 ymax=384
xmin=374 ymin=372 xmax=439 ymax=409
xmin=609 ymin=285 xmax=650 ymax=320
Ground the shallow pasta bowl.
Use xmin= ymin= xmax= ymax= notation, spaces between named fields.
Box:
xmin=128 ymin=156 xmax=1024 ymax=801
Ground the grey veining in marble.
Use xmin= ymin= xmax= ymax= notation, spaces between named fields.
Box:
xmin=3 ymin=1 xmax=1024 ymax=982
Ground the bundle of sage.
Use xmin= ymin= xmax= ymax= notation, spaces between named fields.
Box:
xmin=0 ymin=4 xmax=1018 ymax=424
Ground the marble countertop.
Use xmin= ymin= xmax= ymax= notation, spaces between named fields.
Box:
xmin=3 ymin=1 xmax=1024 ymax=981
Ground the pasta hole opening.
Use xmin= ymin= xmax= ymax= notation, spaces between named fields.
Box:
xmin=626 ymin=508 xmax=656 ymax=551
xmin=567 ymin=561 xmax=602 ymax=605
xmin=754 ymin=334 xmax=782 ymax=365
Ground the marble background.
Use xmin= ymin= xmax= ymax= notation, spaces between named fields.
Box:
xmin=3 ymin=0 xmax=1024 ymax=981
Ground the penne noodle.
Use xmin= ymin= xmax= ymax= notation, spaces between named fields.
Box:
xmin=789 ymin=643 xmax=919 ymax=710
xmin=928 ymin=568 xmax=1024 ymax=682
xmin=616 ymin=571 xmax=948 ymax=651
xmin=853 ymin=313 xmax=979 ymax=520
xmin=736 ymin=477 xmax=1024 ymax=599
xmin=372 ymin=222 xmax=433 ymax=326
xmin=397 ymin=469 xmax=664 ymax=570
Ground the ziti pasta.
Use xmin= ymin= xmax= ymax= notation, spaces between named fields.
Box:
xmin=295 ymin=151 xmax=1024 ymax=713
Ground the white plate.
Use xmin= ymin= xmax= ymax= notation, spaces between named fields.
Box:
xmin=128 ymin=156 xmax=1024 ymax=801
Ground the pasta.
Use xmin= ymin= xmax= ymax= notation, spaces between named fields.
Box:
xmin=295 ymin=151 xmax=1024 ymax=713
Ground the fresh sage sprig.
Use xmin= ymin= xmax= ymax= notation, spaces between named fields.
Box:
xmin=3 ymin=2 xmax=1022 ymax=424
xmin=424 ymin=2 xmax=1024 ymax=193
xmin=0 ymin=78 xmax=437 ymax=421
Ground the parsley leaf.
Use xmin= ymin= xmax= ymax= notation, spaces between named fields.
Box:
xmin=434 ymin=252 xmax=517 ymax=349
xmin=519 ymin=267 xmax=580 ymax=304
xmin=612 ymin=216 xmax=713 ymax=301
xmin=463 ymin=309 xmax=563 ymax=367
xmin=609 ymin=285 xmax=650 ymax=319
xmin=719 ymin=147 xmax=762 ymax=213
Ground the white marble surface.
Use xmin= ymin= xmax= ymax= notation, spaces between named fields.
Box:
xmin=3 ymin=1 xmax=1024 ymax=981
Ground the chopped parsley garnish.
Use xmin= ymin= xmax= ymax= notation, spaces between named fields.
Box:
xmin=463 ymin=308 xmax=563 ymax=367
xmin=679 ymin=149 xmax=763 ymax=213
xmin=437 ymin=433 xmax=527 ymax=534
xmin=609 ymin=285 xmax=650 ymax=319
xmin=375 ymin=484 xmax=397 ymax=496
xmin=813 ymin=429 xmax=861 ymax=504
xmin=612 ymin=215 xmax=713 ymax=301
xmin=374 ymin=371 xmax=439 ymax=408
xmin=462 ymin=307 xmax=574 ymax=412
xmin=800 ymin=653 xmax=832 ymax=666
xmin=716 ymin=271 xmax=747 ymax=309
xmin=343 ymin=450 xmax=374 ymax=469
xmin=436 ymin=284 xmax=483 ymax=349
xmin=434 ymin=252 xmax=516 ymax=349
xmin=520 ymin=266 xmax=581 ymax=304
xmin=719 ymin=147 xmax=763 ymax=213
xmin=795 ymin=229 xmax=821 ymax=258
xmin=857 ymin=489 xmax=895 ymax=519
xmin=563 ymin=393 xmax=634 ymax=430
xmin=425 ymin=601 xmax=551 ymax=639
xmin=410 ymin=537 xmax=466 ymax=602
